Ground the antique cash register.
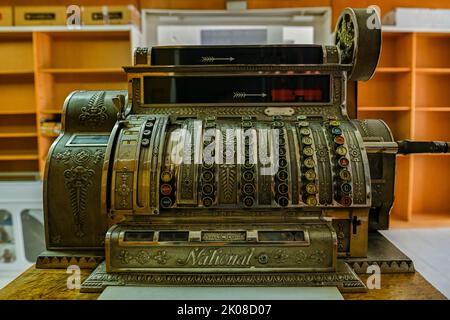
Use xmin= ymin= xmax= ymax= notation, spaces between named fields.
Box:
xmin=38 ymin=8 xmax=449 ymax=293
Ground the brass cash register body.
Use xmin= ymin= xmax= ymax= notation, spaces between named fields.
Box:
xmin=38 ymin=8 xmax=449 ymax=293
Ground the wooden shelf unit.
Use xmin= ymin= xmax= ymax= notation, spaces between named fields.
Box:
xmin=357 ymin=30 xmax=450 ymax=226
xmin=0 ymin=26 xmax=139 ymax=178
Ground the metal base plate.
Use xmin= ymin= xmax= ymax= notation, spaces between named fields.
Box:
xmin=345 ymin=232 xmax=415 ymax=274
xmin=36 ymin=250 xmax=104 ymax=269
xmin=80 ymin=260 xmax=366 ymax=293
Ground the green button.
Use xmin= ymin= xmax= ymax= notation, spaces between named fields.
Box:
xmin=329 ymin=120 xmax=340 ymax=127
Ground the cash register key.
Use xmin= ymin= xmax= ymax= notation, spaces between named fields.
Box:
xmin=203 ymin=197 xmax=214 ymax=207
xmin=306 ymin=183 xmax=318 ymax=194
xmin=276 ymin=170 xmax=289 ymax=181
xmin=279 ymin=158 xmax=288 ymax=168
xmin=341 ymin=196 xmax=353 ymax=206
xmin=161 ymin=171 xmax=173 ymax=182
xmin=201 ymin=171 xmax=214 ymax=182
xmin=338 ymin=157 xmax=350 ymax=167
xmin=160 ymin=184 xmax=172 ymax=196
xmin=306 ymin=195 xmax=318 ymax=207
xmin=303 ymin=146 xmax=314 ymax=156
xmin=277 ymin=196 xmax=289 ymax=207
xmin=341 ymin=182 xmax=352 ymax=193
xmin=243 ymin=171 xmax=255 ymax=182
xmin=336 ymin=145 xmax=347 ymax=156
xmin=298 ymin=121 xmax=309 ymax=127
xmin=302 ymin=136 xmax=313 ymax=145
xmin=277 ymin=183 xmax=289 ymax=195
xmin=243 ymin=196 xmax=255 ymax=207
xmin=160 ymin=197 xmax=173 ymax=208
xmin=243 ymin=183 xmax=255 ymax=195
xmin=339 ymin=169 xmax=351 ymax=181
xmin=331 ymin=127 xmax=342 ymax=135
xmin=143 ymin=129 xmax=152 ymax=137
xmin=329 ymin=120 xmax=341 ymax=127
xmin=304 ymin=169 xmax=316 ymax=181
xmin=145 ymin=122 xmax=154 ymax=129
xmin=297 ymin=115 xmax=307 ymax=121
xmin=334 ymin=135 xmax=345 ymax=145
xmin=300 ymin=128 xmax=311 ymax=136
xmin=202 ymin=184 xmax=214 ymax=196
xmin=304 ymin=157 xmax=315 ymax=169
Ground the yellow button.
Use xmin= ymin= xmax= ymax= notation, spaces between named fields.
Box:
xmin=303 ymin=146 xmax=314 ymax=156
xmin=300 ymin=128 xmax=311 ymax=135
xmin=304 ymin=169 xmax=316 ymax=181
xmin=161 ymin=171 xmax=172 ymax=182
xmin=304 ymin=157 xmax=315 ymax=168
xmin=306 ymin=195 xmax=317 ymax=206
xmin=336 ymin=145 xmax=347 ymax=156
xmin=306 ymin=183 xmax=317 ymax=194
xmin=339 ymin=169 xmax=351 ymax=181
xmin=302 ymin=136 xmax=313 ymax=145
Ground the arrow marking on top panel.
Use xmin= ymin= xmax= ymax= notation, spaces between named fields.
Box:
xmin=201 ymin=56 xmax=235 ymax=63
xmin=233 ymin=92 xmax=267 ymax=99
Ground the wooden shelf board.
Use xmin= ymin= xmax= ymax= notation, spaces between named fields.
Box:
xmin=0 ymin=153 xmax=39 ymax=161
xmin=0 ymin=132 xmax=37 ymax=138
xmin=376 ymin=67 xmax=411 ymax=73
xmin=41 ymin=133 xmax=60 ymax=138
xmin=39 ymin=68 xmax=124 ymax=74
xmin=0 ymin=69 xmax=34 ymax=76
xmin=40 ymin=109 xmax=62 ymax=114
xmin=0 ymin=25 xmax=135 ymax=33
xmin=416 ymin=68 xmax=450 ymax=74
xmin=416 ymin=107 xmax=450 ymax=112
xmin=359 ymin=106 xmax=411 ymax=111
xmin=0 ymin=109 xmax=36 ymax=115
xmin=391 ymin=212 xmax=450 ymax=229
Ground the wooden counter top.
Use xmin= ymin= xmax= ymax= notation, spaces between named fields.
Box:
xmin=0 ymin=265 xmax=446 ymax=300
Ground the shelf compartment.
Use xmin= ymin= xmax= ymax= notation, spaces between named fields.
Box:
xmin=378 ymin=32 xmax=413 ymax=68
xmin=357 ymin=110 xmax=411 ymax=140
xmin=34 ymin=31 xmax=131 ymax=69
xmin=359 ymin=106 xmax=411 ymax=111
xmin=416 ymin=73 xmax=450 ymax=109
xmin=390 ymin=156 xmax=412 ymax=221
xmin=411 ymin=155 xmax=450 ymax=215
xmin=0 ymin=74 xmax=36 ymax=114
xmin=416 ymin=68 xmax=450 ymax=75
xmin=0 ymin=32 xmax=34 ymax=72
xmin=0 ymin=139 xmax=39 ymax=159
xmin=37 ymin=73 xmax=127 ymax=111
xmin=0 ymin=114 xmax=36 ymax=137
xmin=39 ymin=68 xmax=124 ymax=74
xmin=414 ymin=111 xmax=450 ymax=141
xmin=416 ymin=34 xmax=450 ymax=68
xmin=376 ymin=67 xmax=411 ymax=73
xmin=0 ymin=160 xmax=39 ymax=181
xmin=358 ymin=72 xmax=411 ymax=108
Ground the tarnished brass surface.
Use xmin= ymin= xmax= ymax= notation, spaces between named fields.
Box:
xmin=38 ymin=8 xmax=449 ymax=294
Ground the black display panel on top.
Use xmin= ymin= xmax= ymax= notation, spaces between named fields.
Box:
xmin=143 ymin=75 xmax=330 ymax=104
xmin=150 ymin=45 xmax=324 ymax=65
